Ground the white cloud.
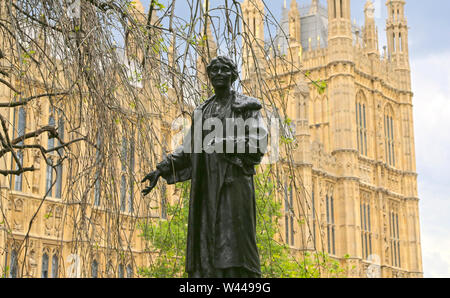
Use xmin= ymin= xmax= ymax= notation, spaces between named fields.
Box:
xmin=411 ymin=52 xmax=450 ymax=278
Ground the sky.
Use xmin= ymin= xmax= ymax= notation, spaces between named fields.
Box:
xmin=141 ymin=0 xmax=450 ymax=278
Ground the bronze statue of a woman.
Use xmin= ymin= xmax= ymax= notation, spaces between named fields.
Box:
xmin=141 ymin=56 xmax=268 ymax=278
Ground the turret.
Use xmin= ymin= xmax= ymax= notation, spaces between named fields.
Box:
xmin=241 ymin=0 xmax=265 ymax=79
xmin=327 ymin=0 xmax=352 ymax=62
xmin=126 ymin=0 xmax=148 ymax=61
xmin=289 ymin=0 xmax=301 ymax=45
xmin=326 ymin=0 xmax=355 ymax=151
xmin=309 ymin=0 xmax=319 ymax=15
xmin=386 ymin=0 xmax=409 ymax=69
xmin=363 ymin=0 xmax=379 ymax=56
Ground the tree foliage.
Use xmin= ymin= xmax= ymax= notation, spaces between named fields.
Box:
xmin=0 ymin=0 xmax=334 ymax=278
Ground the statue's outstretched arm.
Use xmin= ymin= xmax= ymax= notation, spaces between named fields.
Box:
xmin=141 ymin=126 xmax=193 ymax=196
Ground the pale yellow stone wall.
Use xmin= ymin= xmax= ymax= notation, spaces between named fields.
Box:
xmin=240 ymin=0 xmax=422 ymax=277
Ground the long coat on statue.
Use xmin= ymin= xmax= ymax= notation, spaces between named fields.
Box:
xmin=156 ymin=91 xmax=268 ymax=277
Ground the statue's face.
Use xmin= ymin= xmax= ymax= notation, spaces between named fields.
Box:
xmin=208 ymin=61 xmax=233 ymax=89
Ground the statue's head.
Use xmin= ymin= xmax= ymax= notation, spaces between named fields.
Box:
xmin=207 ymin=56 xmax=239 ymax=89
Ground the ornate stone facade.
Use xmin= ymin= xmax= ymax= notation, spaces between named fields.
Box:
xmin=241 ymin=0 xmax=422 ymax=278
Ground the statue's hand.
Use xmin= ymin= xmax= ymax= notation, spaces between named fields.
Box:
xmin=141 ymin=169 xmax=161 ymax=196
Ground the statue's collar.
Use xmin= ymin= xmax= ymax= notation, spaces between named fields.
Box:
xmin=198 ymin=91 xmax=262 ymax=112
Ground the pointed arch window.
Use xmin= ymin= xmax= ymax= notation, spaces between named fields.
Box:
xmin=45 ymin=163 xmax=53 ymax=196
xmin=120 ymin=174 xmax=127 ymax=212
xmin=45 ymin=109 xmax=64 ymax=198
xmin=120 ymin=133 xmax=135 ymax=213
xmin=106 ymin=260 xmax=113 ymax=277
xmin=118 ymin=264 xmax=124 ymax=278
xmin=41 ymin=253 xmax=49 ymax=278
xmin=311 ymin=182 xmax=316 ymax=249
xmin=389 ymin=210 xmax=401 ymax=268
xmin=12 ymin=107 xmax=26 ymax=191
xmin=47 ymin=111 xmax=55 ymax=149
xmin=120 ymin=136 xmax=128 ymax=212
xmin=360 ymin=195 xmax=373 ymax=260
xmin=45 ymin=109 xmax=55 ymax=197
xmin=55 ymin=117 xmax=64 ymax=198
xmin=52 ymin=255 xmax=59 ymax=278
xmin=94 ymin=133 xmax=102 ymax=206
xmin=399 ymin=33 xmax=403 ymax=52
xmin=356 ymin=94 xmax=368 ymax=156
xmin=9 ymin=249 xmax=18 ymax=278
xmin=284 ymin=183 xmax=295 ymax=246
xmin=91 ymin=260 xmax=98 ymax=278
xmin=128 ymin=135 xmax=135 ymax=213
xmin=326 ymin=194 xmax=336 ymax=255
xmin=333 ymin=0 xmax=337 ymax=18
xmin=126 ymin=264 xmax=133 ymax=278
xmin=384 ymin=107 xmax=395 ymax=167
xmin=393 ymin=33 xmax=396 ymax=52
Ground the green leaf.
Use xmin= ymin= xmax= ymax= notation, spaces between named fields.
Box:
xmin=151 ymin=0 xmax=165 ymax=10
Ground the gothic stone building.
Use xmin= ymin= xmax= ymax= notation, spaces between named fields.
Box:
xmin=241 ymin=0 xmax=422 ymax=277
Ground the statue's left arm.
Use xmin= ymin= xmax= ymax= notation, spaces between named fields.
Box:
xmin=141 ymin=126 xmax=192 ymax=196
xmin=238 ymin=109 xmax=268 ymax=167
xmin=155 ymin=126 xmax=193 ymax=185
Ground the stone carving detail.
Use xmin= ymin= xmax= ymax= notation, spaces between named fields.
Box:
xmin=382 ymin=201 xmax=390 ymax=264
xmin=55 ymin=206 xmax=62 ymax=218
xmin=91 ymin=215 xmax=102 ymax=242
xmin=359 ymin=161 xmax=372 ymax=184
xmin=13 ymin=218 xmax=23 ymax=232
xmin=311 ymin=141 xmax=337 ymax=171
xmin=14 ymin=199 xmax=23 ymax=212
xmin=32 ymin=150 xmax=41 ymax=194
xmin=44 ymin=205 xmax=54 ymax=236
xmin=26 ymin=249 xmax=37 ymax=277
xmin=54 ymin=206 xmax=62 ymax=237
xmin=387 ymin=171 xmax=400 ymax=193
xmin=43 ymin=204 xmax=62 ymax=237
xmin=66 ymin=253 xmax=81 ymax=278
xmin=6 ymin=199 xmax=12 ymax=211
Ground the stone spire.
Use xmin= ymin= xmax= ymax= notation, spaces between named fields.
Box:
xmin=385 ymin=0 xmax=409 ymax=69
xmin=132 ymin=0 xmax=146 ymax=23
xmin=327 ymin=0 xmax=352 ymax=60
xmin=289 ymin=0 xmax=301 ymax=45
xmin=326 ymin=0 xmax=355 ymax=152
xmin=126 ymin=0 xmax=149 ymax=61
xmin=363 ymin=0 xmax=379 ymax=55
xmin=241 ymin=0 xmax=265 ymax=78
xmin=310 ymin=0 xmax=319 ymax=15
